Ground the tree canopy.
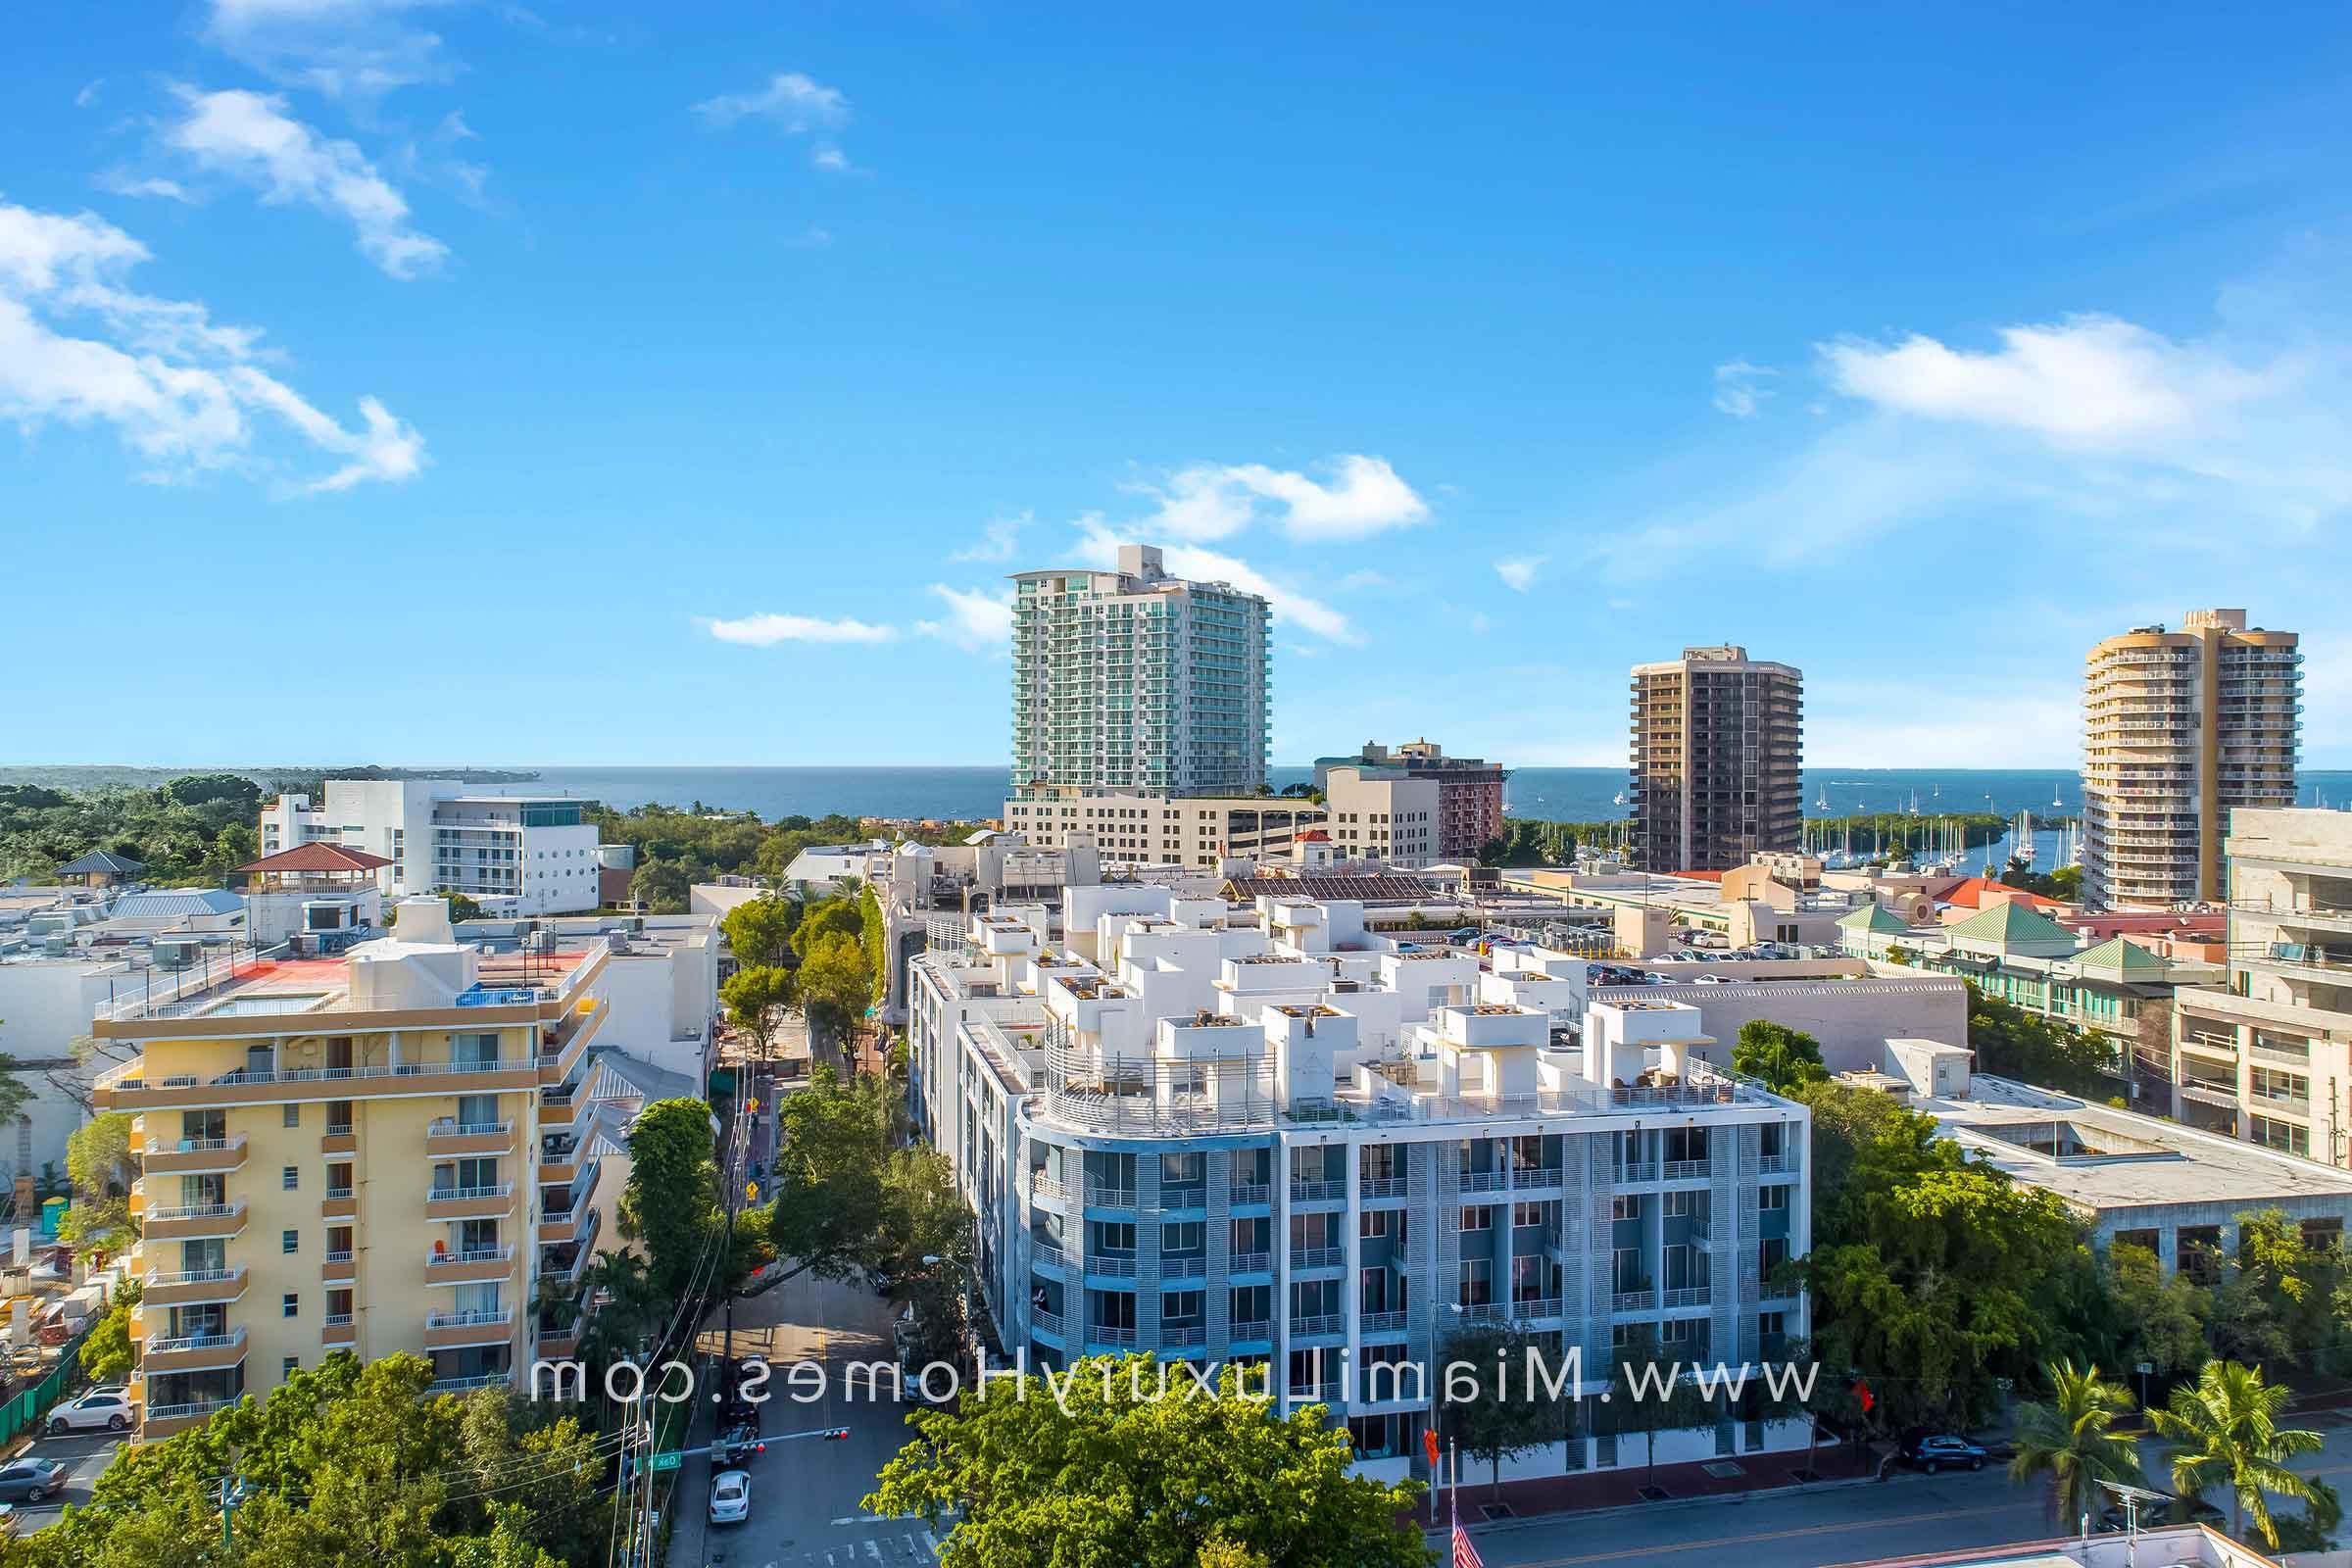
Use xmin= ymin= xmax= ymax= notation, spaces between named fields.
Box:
xmin=767 ymin=1065 xmax=894 ymax=1284
xmin=2150 ymin=1359 xmax=2324 ymax=1548
xmin=720 ymin=893 xmax=802 ymax=968
xmin=719 ymin=964 xmax=796 ymax=1060
xmin=1965 ymin=983 xmax=2115 ymax=1098
xmin=616 ymin=1097 xmax=717 ymax=1300
xmin=0 ymin=777 xmax=261 ymax=887
xmin=864 ymin=1353 xmax=1427 ymax=1568
xmin=1440 ymin=1321 xmax=1562 ymax=1495
xmin=1730 ymin=1019 xmax=1829 ymax=1094
xmin=16 ymin=1352 xmax=609 ymax=1568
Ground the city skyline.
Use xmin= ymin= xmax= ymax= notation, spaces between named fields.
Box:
xmin=11 ymin=6 xmax=2352 ymax=769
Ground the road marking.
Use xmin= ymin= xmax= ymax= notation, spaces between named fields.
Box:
xmin=863 ymin=1541 xmax=883 ymax=1563
xmin=920 ymin=1529 xmax=941 ymax=1559
xmin=1505 ymin=1496 xmax=2040 ymax=1567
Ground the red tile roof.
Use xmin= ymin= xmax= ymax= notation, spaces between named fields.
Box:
xmin=235 ymin=843 xmax=392 ymax=874
xmin=1940 ymin=875 xmax=2059 ymax=910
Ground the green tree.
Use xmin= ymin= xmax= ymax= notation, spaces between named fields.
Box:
xmin=766 ymin=1066 xmax=892 ymax=1284
xmin=78 ymin=1279 xmax=140 ymax=1384
xmin=1440 ymin=1321 xmax=1560 ymax=1497
xmin=616 ymin=1097 xmax=717 ymax=1300
xmin=1604 ymin=1325 xmax=1718 ymax=1491
xmin=1794 ymin=1079 xmax=2104 ymax=1430
xmin=2205 ymin=1207 xmax=2342 ymax=1367
xmin=628 ymin=859 xmax=691 ymax=913
xmin=792 ymin=893 xmax=865 ymax=959
xmin=1965 ymin=983 xmax=2115 ymax=1098
xmin=720 ymin=893 xmax=801 ymax=968
xmin=864 ymin=1353 xmax=1427 ymax=1568
xmin=2149 ymin=1358 xmax=2324 ymax=1548
xmin=720 ymin=963 xmax=796 ymax=1062
xmin=60 ymin=1110 xmax=137 ymax=1250
xmin=2105 ymin=1242 xmax=2208 ymax=1380
xmin=2006 ymin=1360 xmax=2144 ymax=1530
xmin=798 ymin=929 xmax=875 ymax=1038
xmin=859 ymin=883 xmax=890 ymax=1006
xmin=1731 ymin=1019 xmax=1829 ymax=1094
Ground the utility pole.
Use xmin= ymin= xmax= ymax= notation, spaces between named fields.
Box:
xmin=220 ymin=1475 xmax=247 ymax=1551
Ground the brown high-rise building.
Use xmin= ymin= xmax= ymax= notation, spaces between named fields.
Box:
xmin=1629 ymin=645 xmax=1803 ymax=872
xmin=2082 ymin=609 xmax=2300 ymax=909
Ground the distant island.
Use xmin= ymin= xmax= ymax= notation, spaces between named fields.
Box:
xmin=0 ymin=763 xmax=544 ymax=792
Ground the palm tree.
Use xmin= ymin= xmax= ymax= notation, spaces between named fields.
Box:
xmin=2007 ymin=1360 xmax=2144 ymax=1531
xmin=2149 ymin=1359 xmax=2324 ymax=1547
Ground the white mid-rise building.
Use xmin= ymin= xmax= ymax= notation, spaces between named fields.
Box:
xmin=261 ymin=779 xmax=604 ymax=915
xmin=1010 ymin=544 xmax=1271 ymax=797
xmin=907 ymin=890 xmax=1813 ymax=1486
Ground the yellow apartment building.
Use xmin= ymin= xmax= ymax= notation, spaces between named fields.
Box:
xmin=91 ymin=897 xmax=625 ymax=1441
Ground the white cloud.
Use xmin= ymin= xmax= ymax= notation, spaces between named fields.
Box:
xmin=693 ymin=72 xmax=850 ymax=133
xmin=75 ymin=80 xmax=104 ymax=110
xmin=914 ymin=585 xmax=1014 ymax=651
xmin=94 ymin=172 xmax=193 ymax=203
xmin=703 ymin=612 xmax=897 ymax=647
xmin=1334 ymin=568 xmax=1391 ymax=592
xmin=1819 ymin=314 xmax=2276 ymax=451
xmin=951 ymin=513 xmax=1029 ymax=564
xmin=1712 ymin=358 xmax=1777 ymax=417
xmin=782 ymin=223 xmax=834 ymax=250
xmin=1134 ymin=454 xmax=1430 ymax=543
xmin=1074 ymin=519 xmax=1360 ymax=645
xmin=164 ymin=87 xmax=449 ymax=278
xmin=810 ymin=144 xmax=850 ymax=173
xmin=1465 ymin=611 xmax=1494 ymax=634
xmin=203 ymin=0 xmax=456 ymax=102
xmin=1494 ymin=554 xmax=1545 ymax=592
xmin=0 ymin=198 xmax=424 ymax=491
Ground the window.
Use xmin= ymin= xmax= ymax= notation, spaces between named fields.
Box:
xmin=1457 ymin=1258 xmax=1493 ymax=1306
xmin=282 ymin=1229 xmax=299 ymax=1254
xmin=283 ymin=1102 xmax=301 ymax=1127
xmin=1759 ymin=1186 xmax=1788 ymax=1211
xmin=1359 ymin=1210 xmax=1391 ymax=1240
xmin=1661 ymin=1318 xmax=1692 ymax=1345
xmin=1662 ymin=1190 xmax=1695 ymax=1218
xmin=1460 ymin=1204 xmax=1494 ymax=1231
xmin=282 ymin=1294 xmax=299 ymax=1317
xmin=1612 ymin=1195 xmax=1640 ymax=1221
xmin=283 ymin=1357 xmax=300 ymax=1380
xmin=282 ymin=1165 xmax=300 ymax=1191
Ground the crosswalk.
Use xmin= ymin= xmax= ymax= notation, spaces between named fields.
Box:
xmin=738 ymin=1529 xmax=944 ymax=1567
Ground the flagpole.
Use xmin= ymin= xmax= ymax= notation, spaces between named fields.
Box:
xmin=1448 ymin=1436 xmax=1457 ymax=1535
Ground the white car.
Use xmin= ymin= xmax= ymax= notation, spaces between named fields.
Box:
xmin=709 ymin=1469 xmax=751 ymax=1526
xmin=47 ymin=1388 xmax=136 ymax=1434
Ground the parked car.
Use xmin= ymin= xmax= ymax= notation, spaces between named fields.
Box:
xmin=48 ymin=1387 xmax=136 ymax=1434
xmin=708 ymin=1470 xmax=751 ymax=1526
xmin=0 ymin=1459 xmax=69 ymax=1503
xmin=1897 ymin=1433 xmax=1987 ymax=1473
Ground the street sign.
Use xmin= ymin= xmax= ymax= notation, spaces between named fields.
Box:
xmin=650 ymin=1450 xmax=683 ymax=1473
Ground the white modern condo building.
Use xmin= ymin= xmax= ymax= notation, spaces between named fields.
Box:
xmin=1011 ymin=544 xmax=1271 ymax=797
xmin=260 ymin=779 xmax=604 ymax=915
xmin=907 ymin=890 xmax=1813 ymax=1484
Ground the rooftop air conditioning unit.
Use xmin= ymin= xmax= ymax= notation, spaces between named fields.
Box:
xmin=153 ymin=937 xmax=203 ymax=970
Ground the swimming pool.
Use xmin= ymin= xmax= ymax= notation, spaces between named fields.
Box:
xmin=203 ymin=992 xmax=329 ymax=1017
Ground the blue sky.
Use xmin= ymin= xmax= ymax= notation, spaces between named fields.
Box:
xmin=9 ymin=3 xmax=2352 ymax=768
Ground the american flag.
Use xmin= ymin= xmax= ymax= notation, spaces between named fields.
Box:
xmin=1452 ymin=1525 xmax=1484 ymax=1568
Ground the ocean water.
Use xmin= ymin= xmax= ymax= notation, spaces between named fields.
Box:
xmin=478 ymin=765 xmax=2352 ymax=826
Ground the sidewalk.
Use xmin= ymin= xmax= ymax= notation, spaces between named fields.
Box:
xmin=1417 ymin=1441 xmax=1879 ymax=1526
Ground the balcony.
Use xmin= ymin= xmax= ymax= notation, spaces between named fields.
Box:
xmin=1361 ymin=1310 xmax=1407 ymax=1334
xmin=1611 ymin=1288 xmax=1656 ymax=1312
xmin=322 ymin=1186 xmax=358 ymax=1219
xmin=1084 ymin=1185 xmax=1137 ymax=1210
xmin=95 ymin=1053 xmax=546 ymax=1113
xmin=537 ymin=1204 xmax=591 ymax=1245
xmin=1158 ymin=1184 xmax=1206 ymax=1210
xmin=1510 ymin=1166 xmax=1565 ymax=1192
xmin=1759 ymin=1152 xmax=1797 ymax=1176
xmin=143 ymin=1326 xmax=248 ymax=1374
xmin=424 ymin=1307 xmax=515 ymax=1350
xmin=1229 ymin=1183 xmax=1271 ymax=1206
xmin=143 ymin=1397 xmax=236 ymax=1438
xmin=323 ymin=1249 xmax=356 ymax=1283
xmin=1162 ymin=1322 xmax=1207 ymax=1348
xmin=1086 ymin=1325 xmax=1138 ymax=1348
xmin=1614 ymin=1163 xmax=1659 ymax=1185
xmin=1085 ymin=1250 xmax=1137 ymax=1280
xmin=141 ymin=1136 xmax=248 ymax=1177
xmin=1229 ymin=1250 xmax=1271 ymax=1274
xmin=143 ymin=1200 xmax=248 ymax=1242
xmin=426 ymin=1371 xmax=514 ymax=1396
xmin=1161 ymin=1253 xmax=1207 ymax=1280
xmin=1291 ymin=1313 xmax=1345 ymax=1339
xmin=1230 ymin=1317 xmax=1272 ymax=1343
xmin=322 ymin=1313 xmax=356 ymax=1348
xmin=1663 ymin=1285 xmax=1712 ymax=1308
xmin=538 ymin=999 xmax=607 ymax=1085
xmin=143 ymin=1266 xmax=247 ymax=1306
xmin=427 ymin=1118 xmax=516 ymax=1158
xmin=1359 ymin=1176 xmax=1407 ymax=1200
xmin=1291 ymin=1247 xmax=1346 ymax=1271
xmin=1031 ymin=1308 xmax=1064 ymax=1338
xmin=1029 ymin=1170 xmax=1072 ymax=1204
xmin=1455 ymin=1171 xmax=1505 ymax=1195
xmin=426 ymin=1182 xmax=517 ymax=1222
xmin=424 ymin=1245 xmax=516 ymax=1286
xmin=321 ymin=1124 xmax=357 ymax=1156
xmin=1662 ymin=1159 xmax=1711 ymax=1182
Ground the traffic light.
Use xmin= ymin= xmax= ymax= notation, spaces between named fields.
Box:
xmin=821 ymin=1428 xmax=850 ymax=1442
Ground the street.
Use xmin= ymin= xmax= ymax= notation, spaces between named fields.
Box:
xmin=7 ymin=1428 xmax=122 ymax=1523
xmin=666 ymin=1270 xmax=936 ymax=1568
